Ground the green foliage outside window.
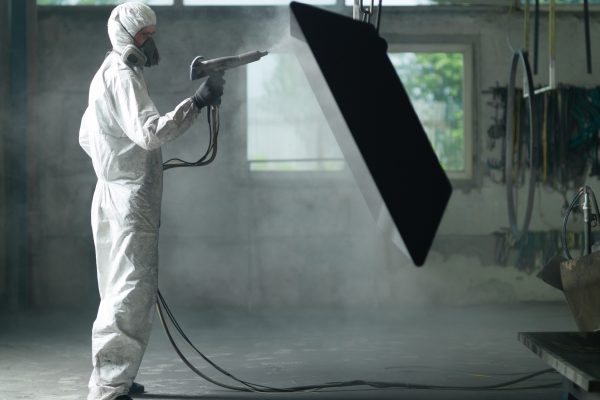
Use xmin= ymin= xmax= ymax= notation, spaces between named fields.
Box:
xmin=389 ymin=52 xmax=465 ymax=171
xmin=522 ymin=0 xmax=600 ymax=4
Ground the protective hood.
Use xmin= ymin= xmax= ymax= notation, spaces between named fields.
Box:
xmin=107 ymin=2 xmax=156 ymax=53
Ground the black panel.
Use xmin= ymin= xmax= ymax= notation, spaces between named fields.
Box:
xmin=290 ymin=2 xmax=452 ymax=266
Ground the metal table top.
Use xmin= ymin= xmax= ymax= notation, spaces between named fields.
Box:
xmin=519 ymin=331 xmax=600 ymax=392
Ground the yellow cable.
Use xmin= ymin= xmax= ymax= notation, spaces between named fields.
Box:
xmin=542 ymin=93 xmax=548 ymax=183
xmin=513 ymin=92 xmax=521 ymax=182
xmin=524 ymin=0 xmax=530 ymax=54
xmin=549 ymin=0 xmax=556 ymax=60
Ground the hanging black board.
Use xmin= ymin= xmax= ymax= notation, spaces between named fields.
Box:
xmin=290 ymin=1 xmax=452 ymax=266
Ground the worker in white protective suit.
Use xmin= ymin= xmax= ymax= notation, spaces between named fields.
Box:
xmin=79 ymin=3 xmax=224 ymax=400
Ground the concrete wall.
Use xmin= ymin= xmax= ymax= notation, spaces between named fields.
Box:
xmin=28 ymin=5 xmax=600 ymax=310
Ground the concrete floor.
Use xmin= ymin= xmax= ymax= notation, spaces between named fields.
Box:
xmin=0 ymin=302 xmax=577 ymax=400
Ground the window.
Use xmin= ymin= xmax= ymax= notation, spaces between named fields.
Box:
xmin=344 ymin=0 xmax=472 ymax=5
xmin=247 ymin=54 xmax=344 ymax=172
xmin=520 ymin=0 xmax=600 ymax=4
xmin=344 ymin=0 xmax=514 ymax=6
xmin=185 ymin=0 xmax=334 ymax=4
xmin=388 ymin=44 xmax=473 ymax=179
xmin=37 ymin=0 xmax=172 ymax=5
xmin=343 ymin=0 xmax=600 ymax=6
xmin=247 ymin=46 xmax=473 ymax=177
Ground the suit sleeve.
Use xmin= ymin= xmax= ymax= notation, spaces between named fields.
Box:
xmin=112 ymin=70 xmax=201 ymax=151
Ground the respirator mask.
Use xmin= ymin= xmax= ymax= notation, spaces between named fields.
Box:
xmin=138 ymin=37 xmax=160 ymax=67
xmin=118 ymin=20 xmax=160 ymax=68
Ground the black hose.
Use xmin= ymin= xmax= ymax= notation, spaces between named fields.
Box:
xmin=156 ymin=290 xmax=561 ymax=393
xmin=156 ymin=301 xmax=254 ymax=392
xmin=162 ymin=106 xmax=220 ymax=171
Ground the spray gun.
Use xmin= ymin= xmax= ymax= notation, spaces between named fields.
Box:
xmin=189 ymin=50 xmax=269 ymax=80
xmin=162 ymin=50 xmax=268 ymax=171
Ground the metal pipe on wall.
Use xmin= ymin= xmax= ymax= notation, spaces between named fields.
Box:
xmin=6 ymin=0 xmax=34 ymax=310
xmin=534 ymin=0 xmax=539 ymax=74
xmin=548 ymin=0 xmax=556 ymax=89
xmin=0 ymin=0 xmax=8 ymax=309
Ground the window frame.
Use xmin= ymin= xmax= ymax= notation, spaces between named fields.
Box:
xmin=387 ymin=41 xmax=475 ymax=181
xmin=34 ymin=0 xmax=337 ymax=7
xmin=517 ymin=0 xmax=600 ymax=11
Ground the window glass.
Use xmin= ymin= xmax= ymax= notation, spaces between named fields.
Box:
xmin=344 ymin=0 xmax=503 ymax=5
xmin=344 ymin=0 xmax=600 ymax=5
xmin=247 ymin=50 xmax=471 ymax=175
xmin=37 ymin=0 xmax=172 ymax=5
xmin=185 ymin=0 xmax=334 ymax=5
xmin=388 ymin=51 xmax=467 ymax=173
xmin=247 ymin=54 xmax=344 ymax=172
xmin=345 ymin=0 xmax=451 ymax=5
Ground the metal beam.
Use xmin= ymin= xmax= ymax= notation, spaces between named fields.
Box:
xmin=0 ymin=0 xmax=8 ymax=309
xmin=6 ymin=0 xmax=31 ymax=310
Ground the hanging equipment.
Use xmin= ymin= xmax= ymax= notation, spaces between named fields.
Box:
xmin=505 ymin=50 xmax=538 ymax=242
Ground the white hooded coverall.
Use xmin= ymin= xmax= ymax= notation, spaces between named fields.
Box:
xmin=79 ymin=3 xmax=200 ymax=399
